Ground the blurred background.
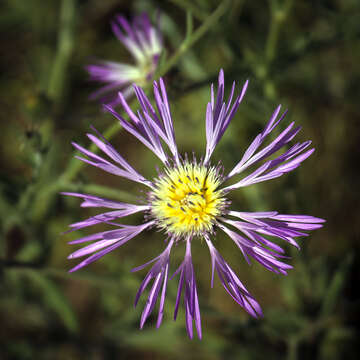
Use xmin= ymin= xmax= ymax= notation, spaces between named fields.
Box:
xmin=0 ymin=0 xmax=359 ymax=359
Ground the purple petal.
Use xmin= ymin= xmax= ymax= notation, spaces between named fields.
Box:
xmin=68 ymin=221 xmax=153 ymax=272
xmin=171 ymin=239 xmax=202 ymax=339
xmin=205 ymin=238 xmax=262 ymax=318
xmin=133 ymin=239 xmax=174 ymax=329
xmin=204 ymin=69 xmax=248 ymax=164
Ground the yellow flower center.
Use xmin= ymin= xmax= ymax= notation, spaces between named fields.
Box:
xmin=150 ymin=162 xmax=227 ymax=237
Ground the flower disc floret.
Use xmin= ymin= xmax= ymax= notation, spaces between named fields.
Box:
xmin=150 ymin=161 xmax=227 ymax=237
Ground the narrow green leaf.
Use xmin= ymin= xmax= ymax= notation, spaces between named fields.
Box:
xmin=25 ymin=270 xmax=78 ymax=333
xmin=320 ymin=254 xmax=353 ymax=317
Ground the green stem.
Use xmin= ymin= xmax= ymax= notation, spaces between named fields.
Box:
xmin=229 ymin=0 xmax=246 ymax=25
xmin=285 ymin=316 xmax=335 ymax=360
xmin=47 ymin=0 xmax=76 ymax=101
xmin=185 ymin=10 xmax=194 ymax=40
xmin=263 ymin=0 xmax=293 ymax=99
xmin=287 ymin=337 xmax=298 ymax=360
xmin=63 ymin=182 xmax=139 ymax=202
xmin=157 ymin=0 xmax=230 ymax=77
xmin=320 ymin=254 xmax=353 ymax=317
xmin=5 ymin=264 xmax=126 ymax=289
xmin=265 ymin=0 xmax=293 ymax=64
xmin=17 ymin=0 xmax=76 ymax=220
xmin=265 ymin=3 xmax=280 ymax=64
xmin=20 ymin=179 xmax=139 ymax=223
xmin=168 ymin=0 xmax=208 ymax=21
xmin=60 ymin=120 xmax=122 ymax=184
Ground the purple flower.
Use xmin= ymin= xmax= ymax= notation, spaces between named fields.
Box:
xmin=86 ymin=13 xmax=162 ymax=107
xmin=64 ymin=69 xmax=325 ymax=339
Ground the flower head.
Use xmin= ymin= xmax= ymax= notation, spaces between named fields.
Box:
xmin=86 ymin=13 xmax=162 ymax=107
xmin=149 ymin=161 xmax=228 ymax=237
xmin=64 ymin=69 xmax=325 ymax=339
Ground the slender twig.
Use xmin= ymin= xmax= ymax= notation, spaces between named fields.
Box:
xmin=47 ymin=0 xmax=76 ymax=101
xmin=0 ymin=259 xmax=42 ymax=269
xmin=63 ymin=182 xmax=140 ymax=202
xmin=265 ymin=0 xmax=294 ymax=64
xmin=263 ymin=0 xmax=294 ymax=99
xmin=287 ymin=336 xmax=298 ymax=360
xmin=3 ymin=262 xmax=128 ymax=288
xmin=59 ymin=119 xmax=125 ymax=184
xmin=229 ymin=0 xmax=246 ymax=25
xmin=185 ymin=10 xmax=194 ymax=40
xmin=168 ymin=0 xmax=208 ymax=21
xmin=157 ymin=0 xmax=231 ymax=78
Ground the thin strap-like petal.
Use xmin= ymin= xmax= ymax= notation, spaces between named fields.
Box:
xmin=132 ymin=239 xmax=174 ymax=329
xmin=171 ymin=238 xmax=202 ymax=339
xmin=68 ymin=222 xmax=154 ymax=272
xmin=204 ymin=69 xmax=248 ymax=164
xmin=205 ymin=237 xmax=262 ymax=318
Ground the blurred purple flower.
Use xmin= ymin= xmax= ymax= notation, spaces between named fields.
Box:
xmin=86 ymin=13 xmax=162 ymax=107
xmin=63 ymin=69 xmax=325 ymax=339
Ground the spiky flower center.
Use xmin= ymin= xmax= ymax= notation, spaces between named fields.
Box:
xmin=150 ymin=162 xmax=227 ymax=237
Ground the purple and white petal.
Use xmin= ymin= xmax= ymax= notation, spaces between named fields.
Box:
xmin=205 ymin=236 xmax=262 ymax=318
xmin=223 ymin=104 xmax=316 ymax=191
xmin=172 ymin=238 xmax=202 ymax=340
xmin=218 ymin=223 xmax=293 ymax=275
xmin=67 ymin=206 xmax=149 ymax=231
xmin=132 ymin=238 xmax=174 ymax=328
xmin=68 ymin=221 xmax=154 ymax=272
xmin=104 ymin=103 xmax=168 ymax=164
xmin=72 ymin=135 xmax=153 ymax=186
xmin=226 ymin=211 xmax=325 ymax=250
xmin=204 ymin=69 xmax=248 ymax=164
xmin=86 ymin=13 xmax=163 ymax=106
xmin=61 ymin=192 xmax=139 ymax=209
xmin=104 ymin=76 xmax=179 ymax=164
xmin=223 ymin=145 xmax=314 ymax=191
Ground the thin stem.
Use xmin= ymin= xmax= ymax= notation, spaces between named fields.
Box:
xmin=185 ymin=10 xmax=194 ymax=40
xmin=285 ymin=315 xmax=336 ymax=360
xmin=263 ymin=0 xmax=293 ymax=99
xmin=229 ymin=0 xmax=246 ymax=25
xmin=265 ymin=1 xmax=280 ymax=64
xmin=18 ymin=0 xmax=77 ymax=219
xmin=156 ymin=0 xmax=231 ymax=77
xmin=4 ymin=263 xmax=127 ymax=289
xmin=63 ymin=182 xmax=139 ymax=202
xmin=47 ymin=0 xmax=76 ymax=101
xmin=265 ymin=0 xmax=293 ymax=64
xmin=0 ymin=259 xmax=41 ymax=269
xmin=320 ymin=254 xmax=353 ymax=317
xmin=54 ymin=181 xmax=139 ymax=203
xmin=168 ymin=0 xmax=208 ymax=21
xmin=60 ymin=120 xmax=123 ymax=184
xmin=287 ymin=336 xmax=298 ymax=360
xmin=19 ymin=179 xmax=139 ymax=223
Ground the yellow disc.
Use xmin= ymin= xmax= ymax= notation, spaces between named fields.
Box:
xmin=150 ymin=162 xmax=227 ymax=237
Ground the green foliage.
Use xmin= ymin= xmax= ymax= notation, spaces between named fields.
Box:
xmin=23 ymin=270 xmax=79 ymax=333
